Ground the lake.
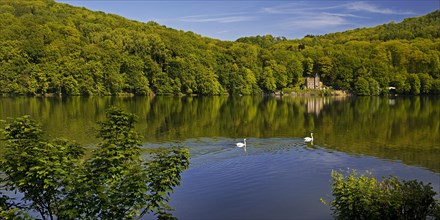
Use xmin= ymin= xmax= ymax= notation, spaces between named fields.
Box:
xmin=1 ymin=96 xmax=439 ymax=219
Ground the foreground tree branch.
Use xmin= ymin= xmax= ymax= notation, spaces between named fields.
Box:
xmin=0 ymin=107 xmax=190 ymax=219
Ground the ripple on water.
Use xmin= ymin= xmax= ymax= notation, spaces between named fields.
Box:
xmin=144 ymin=137 xmax=439 ymax=220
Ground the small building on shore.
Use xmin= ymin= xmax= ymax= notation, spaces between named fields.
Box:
xmin=305 ymin=74 xmax=323 ymax=89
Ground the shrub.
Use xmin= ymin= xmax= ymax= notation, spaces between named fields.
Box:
xmin=0 ymin=107 xmax=190 ymax=219
xmin=321 ymin=169 xmax=438 ymax=220
xmin=354 ymin=77 xmax=370 ymax=96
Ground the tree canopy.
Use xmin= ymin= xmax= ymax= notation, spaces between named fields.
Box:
xmin=0 ymin=107 xmax=190 ymax=219
xmin=0 ymin=0 xmax=439 ymax=96
xmin=322 ymin=169 xmax=439 ymax=219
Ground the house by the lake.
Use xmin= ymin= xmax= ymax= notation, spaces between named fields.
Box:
xmin=305 ymin=74 xmax=323 ymax=89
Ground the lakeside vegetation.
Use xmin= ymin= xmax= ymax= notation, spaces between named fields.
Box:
xmin=322 ymin=169 xmax=440 ymax=219
xmin=0 ymin=0 xmax=439 ymax=96
xmin=0 ymin=107 xmax=190 ymax=219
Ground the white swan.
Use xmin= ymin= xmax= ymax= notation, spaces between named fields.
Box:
xmin=304 ymin=133 xmax=313 ymax=142
xmin=236 ymin=138 xmax=246 ymax=148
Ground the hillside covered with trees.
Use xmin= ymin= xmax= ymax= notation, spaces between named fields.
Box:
xmin=0 ymin=0 xmax=439 ymax=96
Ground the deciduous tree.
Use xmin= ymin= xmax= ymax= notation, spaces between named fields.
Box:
xmin=0 ymin=107 xmax=190 ymax=219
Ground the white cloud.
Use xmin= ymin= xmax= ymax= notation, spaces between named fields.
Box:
xmin=282 ymin=14 xmax=347 ymax=29
xmin=262 ymin=1 xmax=415 ymax=32
xmin=343 ymin=2 xmax=414 ymax=15
xmin=343 ymin=2 xmax=413 ymax=15
xmin=262 ymin=1 xmax=414 ymax=16
xmin=179 ymin=14 xmax=255 ymax=23
xmin=322 ymin=12 xmax=368 ymax=19
xmin=262 ymin=3 xmax=309 ymax=14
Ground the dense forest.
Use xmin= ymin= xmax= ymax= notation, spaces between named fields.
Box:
xmin=0 ymin=0 xmax=439 ymax=96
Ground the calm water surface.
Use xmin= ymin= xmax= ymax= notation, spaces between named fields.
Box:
xmin=1 ymin=96 xmax=439 ymax=219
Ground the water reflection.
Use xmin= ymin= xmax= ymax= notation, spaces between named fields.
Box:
xmin=167 ymin=137 xmax=439 ymax=220
xmin=0 ymin=96 xmax=439 ymax=172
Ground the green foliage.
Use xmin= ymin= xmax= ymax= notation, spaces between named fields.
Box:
xmin=304 ymin=57 xmax=314 ymax=76
xmin=0 ymin=192 xmax=34 ymax=219
xmin=0 ymin=116 xmax=84 ymax=220
xmin=419 ymin=73 xmax=434 ymax=94
xmin=322 ymin=169 xmax=438 ymax=220
xmin=0 ymin=107 xmax=190 ymax=219
xmin=433 ymin=199 xmax=440 ymax=219
xmin=0 ymin=0 xmax=439 ymax=96
xmin=433 ymin=79 xmax=440 ymax=94
xmin=0 ymin=207 xmax=34 ymax=220
xmin=236 ymin=35 xmax=287 ymax=48
xmin=354 ymin=77 xmax=370 ymax=96
xmin=408 ymin=73 xmax=421 ymax=95
xmin=367 ymin=77 xmax=380 ymax=95
xmin=145 ymin=147 xmax=190 ymax=218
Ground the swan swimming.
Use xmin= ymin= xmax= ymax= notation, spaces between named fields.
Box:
xmin=236 ymin=138 xmax=246 ymax=148
xmin=304 ymin=133 xmax=313 ymax=142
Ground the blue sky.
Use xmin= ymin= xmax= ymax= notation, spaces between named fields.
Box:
xmin=57 ymin=1 xmax=439 ymax=41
